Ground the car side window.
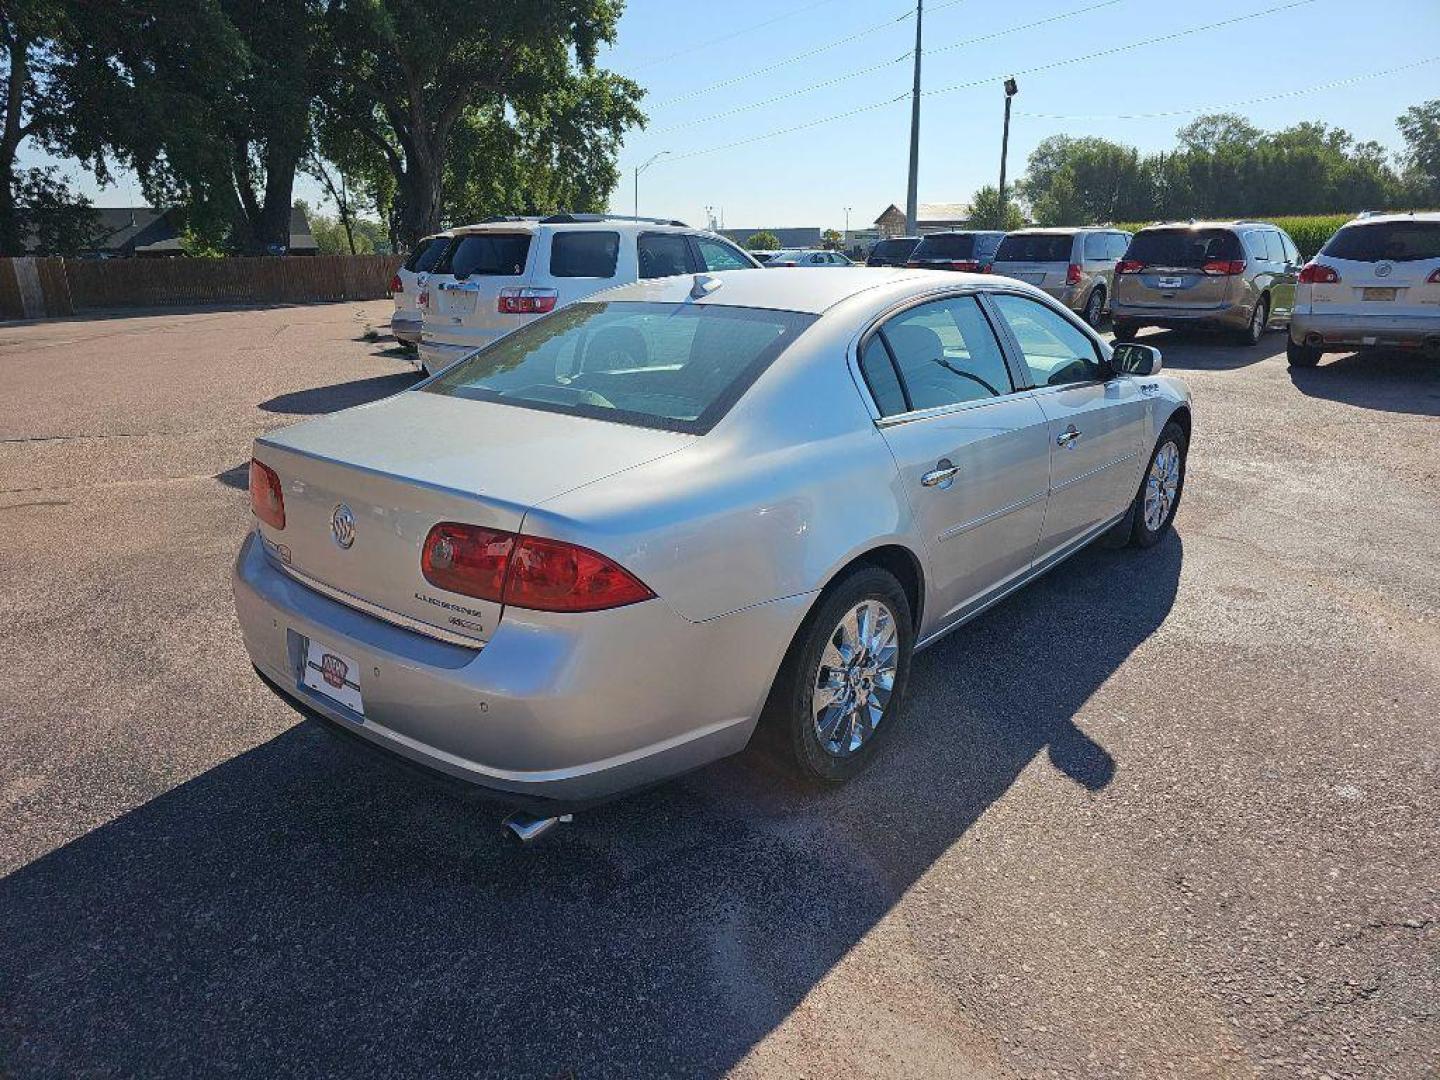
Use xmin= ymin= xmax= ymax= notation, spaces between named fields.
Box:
xmin=1244 ymin=231 xmax=1271 ymax=261
xmin=694 ymin=236 xmax=753 ymax=271
xmin=1279 ymin=231 xmax=1300 ymax=264
xmin=1265 ymin=231 xmax=1285 ymax=262
xmin=1109 ymin=233 xmax=1130 ymax=260
xmin=1084 ymin=233 xmax=1111 ymax=261
xmin=638 ymin=233 xmax=693 ymax=278
xmin=877 ymin=296 xmax=1014 ymax=411
xmin=550 ymin=231 xmax=620 ymax=278
xmin=858 ymin=335 xmax=908 ymax=417
xmin=990 ymin=293 xmax=1104 ymax=388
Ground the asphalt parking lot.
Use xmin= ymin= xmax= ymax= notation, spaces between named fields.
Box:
xmin=1 ymin=300 xmax=1436 ymax=1079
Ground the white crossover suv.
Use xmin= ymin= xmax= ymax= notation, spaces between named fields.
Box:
xmin=416 ymin=214 xmax=764 ymax=375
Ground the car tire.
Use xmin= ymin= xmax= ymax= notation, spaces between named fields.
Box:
xmin=1129 ymin=420 xmax=1188 ymax=548
xmin=1083 ymin=287 xmax=1105 ymax=328
xmin=1239 ymin=296 xmax=1269 ymax=346
xmin=1287 ymin=337 xmax=1322 ymax=368
xmin=1112 ymin=322 xmax=1138 ymax=343
xmin=772 ymin=566 xmax=914 ymax=784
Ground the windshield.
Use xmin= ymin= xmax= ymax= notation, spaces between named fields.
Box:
xmin=994 ymin=234 xmax=1073 ymax=263
xmin=438 ymin=233 xmax=532 ymax=277
xmin=404 ymin=235 xmax=451 ymax=273
xmin=1321 ymin=222 xmax=1440 ymax=262
xmin=912 ymin=234 xmax=977 ymax=259
xmin=422 ymin=301 xmax=816 ymax=434
xmin=1124 ymin=228 xmax=1243 ymax=267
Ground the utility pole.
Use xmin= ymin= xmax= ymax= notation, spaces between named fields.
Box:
xmin=843 ymin=206 xmax=852 ymax=251
xmin=634 ymin=150 xmax=669 ymax=218
xmin=998 ymin=77 xmax=1018 ymax=222
xmin=904 ymin=0 xmax=923 ymax=236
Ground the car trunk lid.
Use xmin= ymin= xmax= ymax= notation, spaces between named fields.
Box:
xmin=1113 ymin=228 xmax=1245 ymax=311
xmin=427 ymin=230 xmax=537 ymax=348
xmin=252 ymin=391 xmax=690 ymax=643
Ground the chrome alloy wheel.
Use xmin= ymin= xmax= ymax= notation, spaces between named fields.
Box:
xmin=812 ymin=599 xmax=899 ymax=757
xmin=1144 ymin=440 xmax=1181 ymax=532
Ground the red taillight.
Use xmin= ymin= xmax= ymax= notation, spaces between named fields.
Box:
xmin=1426 ymin=268 xmax=1440 ymax=284
xmin=1298 ymin=262 xmax=1341 ymax=284
xmin=418 ymin=288 xmax=429 ymax=308
xmin=248 ymin=458 xmax=285 ymax=530
xmin=389 ymin=273 xmax=403 ymax=294
xmin=1202 ymin=259 xmax=1247 ymax=276
xmin=946 ymin=260 xmax=980 ymax=271
xmin=1116 ymin=259 xmax=1146 ymax=274
xmin=420 ymin=523 xmax=654 ymax=613
xmin=498 ymin=287 xmax=559 ymax=315
xmin=904 ymin=260 xmax=921 ymax=267
xmin=1065 ymin=263 xmax=1082 ymax=286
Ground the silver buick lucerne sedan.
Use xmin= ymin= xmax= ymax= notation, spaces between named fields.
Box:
xmin=234 ymin=269 xmax=1191 ymax=819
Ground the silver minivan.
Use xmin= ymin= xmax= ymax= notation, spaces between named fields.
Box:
xmin=988 ymin=227 xmax=1132 ymax=327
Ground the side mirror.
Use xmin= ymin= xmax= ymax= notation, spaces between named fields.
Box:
xmin=1110 ymin=342 xmax=1161 ymax=376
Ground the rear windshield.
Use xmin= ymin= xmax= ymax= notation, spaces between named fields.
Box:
xmin=404 ymin=235 xmax=451 ymax=273
xmin=1125 ymin=228 xmax=1243 ymax=267
xmin=870 ymin=238 xmax=919 ymax=260
xmin=422 ymin=301 xmax=816 ymax=434
xmin=912 ymin=234 xmax=977 ymax=259
xmin=994 ymin=233 xmax=1073 ymax=263
xmin=1321 ymin=222 xmax=1440 ymax=262
xmin=438 ymin=233 xmax=531 ymax=277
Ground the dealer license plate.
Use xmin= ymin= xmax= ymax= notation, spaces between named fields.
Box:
xmin=302 ymin=637 xmax=364 ymax=715
xmin=1362 ymin=287 xmax=1397 ymax=301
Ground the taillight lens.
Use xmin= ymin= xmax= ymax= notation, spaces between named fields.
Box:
xmin=420 ymin=523 xmax=654 ymax=613
xmin=249 ymin=458 xmax=285 ymax=530
xmin=418 ymin=288 xmax=429 ymax=308
xmin=498 ymin=287 xmax=559 ymax=315
xmin=389 ymin=273 xmax=403 ymax=294
xmin=947 ymin=260 xmax=980 ymax=271
xmin=1298 ymin=262 xmax=1341 ymax=284
xmin=1116 ymin=259 xmax=1146 ymax=274
xmin=1202 ymin=259 xmax=1247 ymax=276
xmin=1065 ymin=263 xmax=1082 ymax=286
xmin=1426 ymin=268 xmax=1440 ymax=284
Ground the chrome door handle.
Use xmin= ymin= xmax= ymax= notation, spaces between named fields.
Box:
xmin=1056 ymin=426 xmax=1082 ymax=447
xmin=921 ymin=463 xmax=959 ymax=488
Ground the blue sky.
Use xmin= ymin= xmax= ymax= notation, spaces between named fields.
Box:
xmin=26 ymin=0 xmax=1440 ymax=231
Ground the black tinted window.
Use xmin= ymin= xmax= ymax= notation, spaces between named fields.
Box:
xmin=638 ymin=233 xmax=692 ymax=278
xmin=913 ymin=234 xmax=977 ymax=259
xmin=995 ymin=233 xmax=1073 ymax=263
xmin=1321 ymin=222 xmax=1440 ymax=262
xmin=442 ymin=233 xmax=531 ymax=277
xmin=1125 ymin=228 xmax=1243 ymax=267
xmin=869 ymin=238 xmax=919 ymax=261
xmin=858 ymin=336 xmax=907 ymax=416
xmin=550 ymin=231 xmax=619 ymax=277
xmin=992 ymin=294 xmax=1103 ymax=387
xmin=404 ymin=236 xmax=450 ymax=273
xmin=880 ymin=297 xmax=1013 ymax=409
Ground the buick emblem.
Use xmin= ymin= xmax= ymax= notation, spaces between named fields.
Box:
xmin=331 ymin=503 xmax=356 ymax=549
xmin=1375 ymin=261 xmax=1392 ymax=278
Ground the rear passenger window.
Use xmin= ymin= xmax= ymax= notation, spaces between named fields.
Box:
xmin=1108 ymin=234 xmax=1130 ymax=260
xmin=694 ymin=237 xmax=754 ymax=271
xmin=1084 ymin=233 xmax=1111 ymax=260
xmin=1279 ymin=232 xmax=1300 ymax=264
xmin=638 ymin=233 xmax=692 ymax=278
xmin=858 ymin=336 xmax=908 ymax=416
xmin=550 ymin=231 xmax=619 ymax=277
xmin=991 ymin=294 xmax=1103 ymax=387
xmin=879 ymin=296 xmax=1014 ymax=410
xmin=404 ymin=236 xmax=450 ymax=273
xmin=1244 ymin=231 xmax=1272 ymax=260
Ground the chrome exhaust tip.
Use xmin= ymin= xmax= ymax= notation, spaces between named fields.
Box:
xmin=502 ymin=811 xmax=573 ymax=845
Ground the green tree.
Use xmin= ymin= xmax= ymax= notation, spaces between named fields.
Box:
xmin=744 ymin=231 xmax=779 ymax=250
xmin=820 ymin=228 xmax=842 ymax=250
xmin=1397 ymin=99 xmax=1440 ymax=204
xmin=966 ymin=184 xmax=1024 ymax=230
xmin=316 ymin=0 xmax=644 ymax=246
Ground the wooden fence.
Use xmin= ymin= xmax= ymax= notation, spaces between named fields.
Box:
xmin=0 ymin=254 xmax=402 ymax=320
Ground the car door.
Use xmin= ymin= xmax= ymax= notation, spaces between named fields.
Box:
xmin=859 ymin=294 xmax=1052 ymax=629
xmin=987 ymin=292 xmax=1144 ymax=559
xmin=1268 ymin=230 xmax=1299 ymax=320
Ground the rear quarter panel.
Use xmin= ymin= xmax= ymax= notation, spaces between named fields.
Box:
xmin=526 ymin=306 xmax=919 ymax=624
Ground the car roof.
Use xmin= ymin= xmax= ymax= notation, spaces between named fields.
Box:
xmin=588 ymin=267 xmax=974 ymax=314
xmin=448 ymin=218 xmax=695 ymax=237
xmin=1005 ymin=226 xmax=1111 ymax=235
xmin=1342 ymin=211 xmax=1440 ymax=225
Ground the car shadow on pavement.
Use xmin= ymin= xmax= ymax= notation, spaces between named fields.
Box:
xmin=0 ymin=535 xmax=1181 ymax=1078
xmin=1288 ymin=348 xmax=1440 ymax=416
xmin=258 ymin=372 xmax=421 ymax=415
xmin=1131 ymin=328 xmax=1275 ymax=371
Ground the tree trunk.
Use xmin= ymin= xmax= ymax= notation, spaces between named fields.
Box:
xmin=0 ymin=33 xmax=31 ymax=257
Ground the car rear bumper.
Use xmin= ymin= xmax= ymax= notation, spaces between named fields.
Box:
xmin=416 ymin=328 xmax=514 ymax=373
xmin=1110 ymin=302 xmax=1249 ymax=331
xmin=390 ymin=315 xmax=423 ymax=345
xmin=231 ymin=531 xmax=806 ymax=806
xmin=1289 ymin=311 xmax=1440 ymax=352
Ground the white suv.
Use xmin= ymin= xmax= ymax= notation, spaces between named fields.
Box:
xmin=1288 ymin=212 xmax=1440 ymax=367
xmin=390 ymin=230 xmax=456 ymax=349
xmin=417 ymin=214 xmax=763 ymax=374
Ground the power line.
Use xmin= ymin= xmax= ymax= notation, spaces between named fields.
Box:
xmin=1010 ymin=56 xmax=1440 ymax=120
xmin=612 ymin=0 xmax=849 ymax=73
xmin=650 ymin=0 xmax=1126 ymax=135
xmin=647 ymin=0 xmax=1319 ymax=163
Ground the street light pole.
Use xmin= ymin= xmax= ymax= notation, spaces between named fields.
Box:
xmin=843 ymin=206 xmax=852 ymax=252
xmin=904 ymin=0 xmax=923 ymax=236
xmin=634 ymin=150 xmax=670 ymax=218
xmin=998 ymin=77 xmax=1018 ymax=222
